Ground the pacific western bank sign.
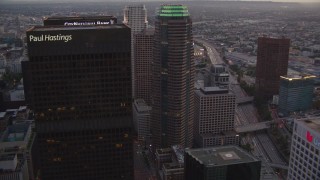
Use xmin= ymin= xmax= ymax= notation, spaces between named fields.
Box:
xmin=29 ymin=34 xmax=72 ymax=43
xmin=306 ymin=130 xmax=320 ymax=148
xmin=63 ymin=20 xmax=115 ymax=26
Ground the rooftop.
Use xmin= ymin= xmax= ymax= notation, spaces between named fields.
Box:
xmin=28 ymin=24 xmax=128 ymax=32
xmin=299 ymin=118 xmax=320 ymax=132
xmin=158 ymin=5 xmax=189 ymax=17
xmin=156 ymin=148 xmax=172 ymax=155
xmin=9 ymin=89 xmax=25 ymax=101
xmin=0 ymin=154 xmax=16 ymax=161
xmin=0 ymin=112 xmax=6 ymax=119
xmin=1 ymin=123 xmax=30 ymax=143
xmin=212 ymin=64 xmax=225 ymax=68
xmin=171 ymin=145 xmax=184 ymax=164
xmin=134 ymin=99 xmax=152 ymax=113
xmin=198 ymin=86 xmax=230 ymax=95
xmin=185 ymin=145 xmax=259 ymax=167
xmin=163 ymin=162 xmax=184 ymax=171
xmin=280 ymin=75 xmax=316 ymax=81
xmin=44 ymin=16 xmax=116 ymax=21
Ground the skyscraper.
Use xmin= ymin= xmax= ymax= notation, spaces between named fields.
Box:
xmin=288 ymin=118 xmax=320 ymax=180
xmin=43 ymin=16 xmax=117 ymax=26
xmin=151 ymin=5 xmax=195 ymax=148
xmin=255 ymin=37 xmax=290 ymax=99
xmin=278 ymin=75 xmax=315 ymax=116
xmin=123 ymin=5 xmax=148 ymax=99
xmin=23 ymin=23 xmax=133 ymax=179
xmin=123 ymin=5 xmax=147 ymax=34
xmin=194 ymin=86 xmax=239 ymax=147
xmin=134 ymin=29 xmax=154 ymax=105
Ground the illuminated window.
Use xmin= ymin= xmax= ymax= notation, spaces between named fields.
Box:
xmin=53 ymin=157 xmax=62 ymax=162
xmin=115 ymin=143 xmax=123 ymax=148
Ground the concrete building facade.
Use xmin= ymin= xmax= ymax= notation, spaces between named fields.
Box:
xmin=123 ymin=5 xmax=148 ymax=99
xmin=288 ymin=118 xmax=320 ymax=180
xmin=133 ymin=99 xmax=152 ymax=141
xmin=194 ymin=87 xmax=239 ymax=147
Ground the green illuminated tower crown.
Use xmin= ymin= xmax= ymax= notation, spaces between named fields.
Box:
xmin=158 ymin=5 xmax=190 ymax=17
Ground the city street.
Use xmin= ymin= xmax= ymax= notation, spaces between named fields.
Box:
xmin=134 ymin=140 xmax=157 ymax=180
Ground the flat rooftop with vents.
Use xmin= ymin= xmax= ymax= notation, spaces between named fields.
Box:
xmin=185 ymin=145 xmax=259 ymax=167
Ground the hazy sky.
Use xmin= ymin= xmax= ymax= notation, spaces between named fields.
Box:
xmin=1 ymin=0 xmax=320 ymax=2
xmin=1 ymin=0 xmax=320 ymax=3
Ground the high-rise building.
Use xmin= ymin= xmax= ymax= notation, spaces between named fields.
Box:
xmin=151 ymin=5 xmax=195 ymax=148
xmin=134 ymin=29 xmax=154 ymax=105
xmin=288 ymin=118 xmax=320 ymax=180
xmin=123 ymin=5 xmax=147 ymax=34
xmin=123 ymin=5 xmax=148 ymax=99
xmin=133 ymin=99 xmax=151 ymax=141
xmin=23 ymin=24 xmax=133 ymax=180
xmin=278 ymin=75 xmax=315 ymax=116
xmin=185 ymin=146 xmax=261 ymax=180
xmin=255 ymin=37 xmax=290 ymax=99
xmin=194 ymin=86 xmax=239 ymax=147
xmin=43 ymin=16 xmax=117 ymax=26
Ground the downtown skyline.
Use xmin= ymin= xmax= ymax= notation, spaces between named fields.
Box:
xmin=0 ymin=1 xmax=319 ymax=180
xmin=1 ymin=0 xmax=320 ymax=4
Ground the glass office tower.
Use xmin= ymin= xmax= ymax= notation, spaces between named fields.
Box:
xmin=23 ymin=24 xmax=133 ymax=180
xmin=151 ymin=5 xmax=195 ymax=148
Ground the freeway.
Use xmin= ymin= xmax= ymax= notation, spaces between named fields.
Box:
xmin=197 ymin=38 xmax=287 ymax=179
xmin=194 ymin=38 xmax=223 ymax=65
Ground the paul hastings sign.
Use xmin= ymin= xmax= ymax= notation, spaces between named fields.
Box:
xmin=29 ymin=34 xmax=72 ymax=43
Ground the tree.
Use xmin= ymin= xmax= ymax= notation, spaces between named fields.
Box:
xmin=241 ymin=143 xmax=253 ymax=153
xmin=1 ymin=72 xmax=22 ymax=87
xmin=313 ymin=100 xmax=320 ymax=109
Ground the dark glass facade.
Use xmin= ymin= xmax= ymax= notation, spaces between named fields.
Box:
xmin=23 ymin=24 xmax=133 ymax=180
xmin=255 ymin=37 xmax=290 ymax=99
xmin=278 ymin=76 xmax=315 ymax=116
xmin=151 ymin=5 xmax=195 ymax=148
xmin=185 ymin=146 xmax=261 ymax=180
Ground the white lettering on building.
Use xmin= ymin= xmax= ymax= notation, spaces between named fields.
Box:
xmin=63 ymin=20 xmax=114 ymax=26
xmin=29 ymin=34 xmax=72 ymax=43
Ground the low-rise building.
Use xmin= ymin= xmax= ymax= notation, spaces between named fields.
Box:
xmin=185 ymin=146 xmax=261 ymax=180
xmin=0 ymin=154 xmax=29 ymax=180
xmin=0 ymin=107 xmax=36 ymax=180
xmin=156 ymin=145 xmax=186 ymax=180
xmin=278 ymin=75 xmax=315 ymax=116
